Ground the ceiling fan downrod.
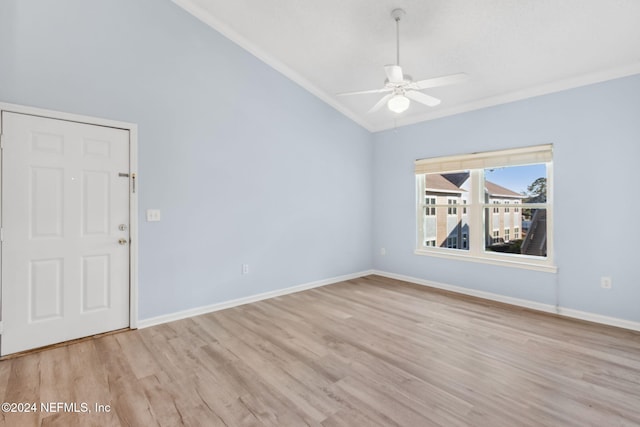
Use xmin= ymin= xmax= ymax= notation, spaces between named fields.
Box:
xmin=391 ymin=8 xmax=406 ymax=67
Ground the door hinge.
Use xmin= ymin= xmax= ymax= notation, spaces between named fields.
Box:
xmin=0 ymin=321 xmax=3 ymax=334
xmin=0 ymin=227 xmax=3 ymax=242
xmin=0 ymin=133 xmax=5 ymax=149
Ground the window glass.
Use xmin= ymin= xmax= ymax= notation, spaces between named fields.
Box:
xmin=419 ymin=172 xmax=470 ymax=251
xmin=484 ymin=164 xmax=547 ymax=257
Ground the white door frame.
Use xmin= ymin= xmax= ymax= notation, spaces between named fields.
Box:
xmin=0 ymin=102 xmax=139 ymax=348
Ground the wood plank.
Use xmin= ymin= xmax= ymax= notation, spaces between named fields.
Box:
xmin=0 ymin=274 xmax=638 ymax=426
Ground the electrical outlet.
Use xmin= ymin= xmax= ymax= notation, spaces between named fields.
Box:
xmin=242 ymin=264 xmax=249 ymax=275
xmin=380 ymin=248 xmax=386 ymax=256
xmin=600 ymin=276 xmax=612 ymax=289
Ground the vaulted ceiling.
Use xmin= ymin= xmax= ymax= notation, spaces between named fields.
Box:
xmin=174 ymin=0 xmax=640 ymax=131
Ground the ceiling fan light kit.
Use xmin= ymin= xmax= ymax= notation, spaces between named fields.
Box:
xmin=338 ymin=8 xmax=467 ymax=115
xmin=387 ymin=94 xmax=410 ymax=113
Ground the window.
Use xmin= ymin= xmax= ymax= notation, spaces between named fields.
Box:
xmin=415 ymin=144 xmax=554 ymax=272
xmin=425 ymin=197 xmax=436 ymax=216
xmin=447 ymin=199 xmax=458 ymax=215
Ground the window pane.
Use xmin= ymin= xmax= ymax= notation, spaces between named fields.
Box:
xmin=483 ymin=164 xmax=547 ymax=257
xmin=422 ymin=172 xmax=470 ymax=251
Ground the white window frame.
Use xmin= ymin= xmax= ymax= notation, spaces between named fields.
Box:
xmin=415 ymin=144 xmax=556 ymax=273
xmin=514 ymin=227 xmax=520 ymax=239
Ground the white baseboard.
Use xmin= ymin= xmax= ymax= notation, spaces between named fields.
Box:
xmin=138 ymin=268 xmax=640 ymax=333
xmin=555 ymin=307 xmax=640 ymax=332
xmin=137 ymin=270 xmax=374 ymax=328
xmin=372 ymin=270 xmax=640 ymax=332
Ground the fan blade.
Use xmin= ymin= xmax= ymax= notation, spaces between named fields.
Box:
xmin=411 ymin=73 xmax=468 ymax=90
xmin=368 ymin=93 xmax=394 ymax=113
xmin=384 ymin=65 xmax=404 ymax=83
xmin=405 ymin=90 xmax=441 ymax=107
xmin=337 ymin=87 xmax=392 ymax=96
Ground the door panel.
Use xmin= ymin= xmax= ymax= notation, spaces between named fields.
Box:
xmin=82 ymin=170 xmax=110 ymax=236
xmin=30 ymin=166 xmax=65 ymax=238
xmin=81 ymin=254 xmax=110 ymax=312
xmin=29 ymin=258 xmax=64 ymax=321
xmin=1 ymin=111 xmax=130 ymax=355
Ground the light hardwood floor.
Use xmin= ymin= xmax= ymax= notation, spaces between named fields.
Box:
xmin=1 ymin=275 xmax=639 ymax=426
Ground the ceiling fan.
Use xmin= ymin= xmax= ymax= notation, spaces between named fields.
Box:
xmin=338 ymin=8 xmax=467 ymax=114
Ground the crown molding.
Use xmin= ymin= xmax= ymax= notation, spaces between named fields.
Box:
xmin=371 ymin=62 xmax=640 ymax=132
xmin=172 ymin=0 xmax=374 ymax=132
xmin=171 ymin=1 xmax=640 ymax=135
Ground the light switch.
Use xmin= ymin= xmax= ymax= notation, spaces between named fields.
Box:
xmin=146 ymin=209 xmax=161 ymax=222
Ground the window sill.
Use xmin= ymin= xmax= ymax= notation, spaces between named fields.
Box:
xmin=414 ymin=249 xmax=558 ymax=273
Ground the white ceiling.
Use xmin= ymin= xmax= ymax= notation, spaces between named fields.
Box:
xmin=174 ymin=0 xmax=640 ymax=132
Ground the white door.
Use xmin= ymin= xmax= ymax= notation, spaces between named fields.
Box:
xmin=1 ymin=111 xmax=130 ymax=355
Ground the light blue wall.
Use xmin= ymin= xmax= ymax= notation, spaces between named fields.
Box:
xmin=373 ymin=74 xmax=640 ymax=322
xmin=2 ymin=0 xmax=637 ymax=325
xmin=0 ymin=0 xmax=373 ymax=319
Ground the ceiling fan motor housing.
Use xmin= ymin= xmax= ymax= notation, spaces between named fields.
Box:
xmin=391 ymin=8 xmax=406 ymax=21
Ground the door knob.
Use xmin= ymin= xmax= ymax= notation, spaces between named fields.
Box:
xmin=118 ymin=224 xmax=128 ymax=231
xmin=118 ymin=238 xmax=128 ymax=245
